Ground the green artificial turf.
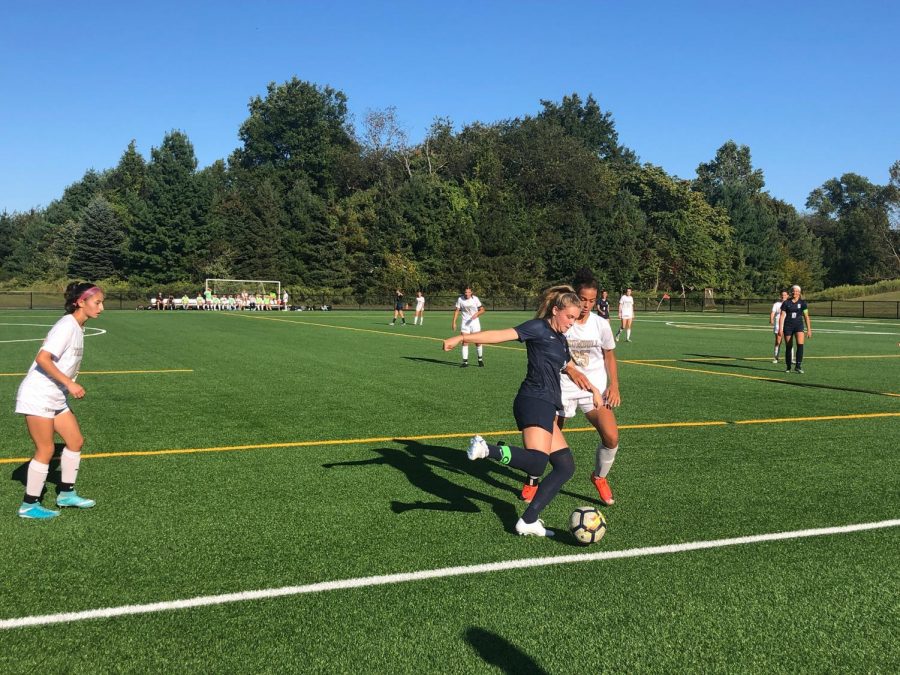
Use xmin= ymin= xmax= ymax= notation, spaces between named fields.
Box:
xmin=0 ymin=309 xmax=897 ymax=671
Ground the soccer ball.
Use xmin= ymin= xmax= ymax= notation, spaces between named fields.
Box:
xmin=569 ymin=506 xmax=607 ymax=545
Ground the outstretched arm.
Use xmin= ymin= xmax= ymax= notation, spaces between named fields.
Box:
xmin=443 ymin=328 xmax=518 ymax=351
xmin=602 ymin=348 xmax=621 ymax=407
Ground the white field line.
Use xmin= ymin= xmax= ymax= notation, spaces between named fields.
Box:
xmin=2 ymin=519 xmax=897 ymax=631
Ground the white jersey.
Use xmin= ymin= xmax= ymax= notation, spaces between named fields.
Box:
xmin=16 ymin=314 xmax=84 ymax=409
xmin=771 ymin=301 xmax=783 ymax=333
xmin=561 ymin=314 xmax=616 ymax=400
xmin=456 ymin=295 xmax=482 ymax=333
xmin=618 ymin=294 xmax=634 ymax=318
xmin=415 ymin=295 xmax=425 ymax=310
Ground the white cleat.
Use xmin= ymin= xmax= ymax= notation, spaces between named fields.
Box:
xmin=467 ymin=435 xmax=489 ymax=460
xmin=515 ymin=518 xmax=554 ymax=537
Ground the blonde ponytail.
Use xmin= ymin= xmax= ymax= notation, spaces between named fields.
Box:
xmin=535 ymin=285 xmax=580 ymax=319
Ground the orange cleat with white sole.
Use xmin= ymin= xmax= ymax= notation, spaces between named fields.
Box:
xmin=520 ymin=482 xmax=538 ymax=503
xmin=591 ymin=474 xmax=615 ymax=506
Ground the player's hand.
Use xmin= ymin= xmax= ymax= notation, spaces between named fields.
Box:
xmin=68 ymin=382 xmax=86 ymax=399
xmin=806 ymin=330 xmax=812 ymax=338
xmin=443 ymin=336 xmax=462 ymax=352
xmin=603 ymin=386 xmax=621 ymax=408
xmin=570 ymin=370 xmax=591 ymax=391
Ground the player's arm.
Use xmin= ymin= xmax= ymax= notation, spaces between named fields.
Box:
xmin=778 ymin=310 xmax=786 ymax=335
xmin=473 ymin=305 xmax=485 ymax=321
xmin=34 ymin=349 xmax=85 ymax=398
xmin=803 ymin=309 xmax=812 ymax=337
xmin=602 ymin=348 xmax=621 ymax=408
xmin=443 ymin=328 xmax=518 ymax=351
xmin=451 ymin=307 xmax=460 ymax=330
xmin=769 ymin=309 xmax=775 ymax=326
xmin=563 ymin=362 xmax=605 ymax=410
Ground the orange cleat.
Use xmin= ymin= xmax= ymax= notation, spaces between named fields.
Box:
xmin=521 ymin=482 xmax=538 ymax=503
xmin=591 ymin=474 xmax=615 ymax=506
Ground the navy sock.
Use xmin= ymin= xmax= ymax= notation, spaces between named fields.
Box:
xmin=522 ymin=448 xmax=575 ymax=523
xmin=487 ymin=442 xmax=549 ymax=477
xmin=785 ymin=341 xmax=793 ymax=368
xmin=796 ymin=344 xmax=804 ymax=366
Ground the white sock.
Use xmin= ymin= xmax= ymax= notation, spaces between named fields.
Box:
xmin=626 ymin=329 xmax=631 ymax=340
xmin=594 ymin=444 xmax=618 ymax=478
xmin=775 ymin=345 xmax=780 ymax=358
xmin=476 ymin=345 xmax=483 ymax=360
xmin=26 ymin=459 xmax=50 ymax=498
xmin=462 ymin=345 xmax=469 ymax=361
xmin=60 ymin=448 xmax=81 ymax=486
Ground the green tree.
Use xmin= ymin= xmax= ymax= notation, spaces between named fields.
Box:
xmin=69 ymin=195 xmax=125 ymax=280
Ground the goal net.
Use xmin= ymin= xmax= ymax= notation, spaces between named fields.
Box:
xmin=206 ymin=279 xmax=282 ymax=300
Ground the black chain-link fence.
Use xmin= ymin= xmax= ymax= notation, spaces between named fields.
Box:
xmin=2 ymin=291 xmax=898 ymax=318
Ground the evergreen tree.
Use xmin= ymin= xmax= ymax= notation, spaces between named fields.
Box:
xmin=69 ymin=195 xmax=125 ymax=280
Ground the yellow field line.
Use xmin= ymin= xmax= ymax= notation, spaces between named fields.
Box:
xmin=631 ymin=354 xmax=900 ymax=363
xmin=0 ymin=412 xmax=897 ymax=465
xmin=620 ymin=359 xmax=900 ymax=397
xmin=223 ymin=312 xmax=527 ymax=352
xmin=0 ymin=369 xmax=194 ymax=377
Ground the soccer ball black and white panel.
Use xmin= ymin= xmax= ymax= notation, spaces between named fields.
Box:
xmin=569 ymin=506 xmax=607 ymax=545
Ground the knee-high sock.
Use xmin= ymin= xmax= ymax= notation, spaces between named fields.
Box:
xmin=487 ymin=442 xmax=549 ymax=477
xmin=785 ymin=341 xmax=793 ymax=368
xmin=60 ymin=447 xmax=81 ymax=490
xmin=25 ymin=459 xmax=50 ymax=500
xmin=796 ymin=343 xmax=804 ymax=366
xmin=476 ymin=345 xmax=483 ymax=359
xmin=522 ymin=448 xmax=575 ymax=523
xmin=461 ymin=345 xmax=469 ymax=361
xmin=595 ymin=444 xmax=618 ymax=478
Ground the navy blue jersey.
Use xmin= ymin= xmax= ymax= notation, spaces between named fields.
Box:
xmin=394 ymin=292 xmax=404 ymax=310
xmin=596 ymin=299 xmax=610 ymax=320
xmin=780 ymin=298 xmax=808 ymax=330
xmin=514 ymin=318 xmax=571 ymax=409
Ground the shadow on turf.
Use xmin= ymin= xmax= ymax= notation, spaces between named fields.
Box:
xmin=465 ymin=627 xmax=548 ymax=674
xmin=685 ymin=353 xmax=897 ymax=397
xmin=9 ymin=442 xmax=66 ymax=497
xmin=322 ymin=439 xmax=598 ymax=543
xmin=401 ymin=356 xmax=462 ymax=367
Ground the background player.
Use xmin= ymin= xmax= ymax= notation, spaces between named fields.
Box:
xmin=443 ymin=286 xmax=600 ymax=537
xmin=778 ymin=285 xmax=812 ymax=373
xmin=452 ymin=286 xmax=486 ymax=367
xmin=596 ymin=289 xmax=610 ymax=320
xmin=413 ymin=290 xmax=426 ymax=325
xmin=770 ymin=290 xmax=789 ymax=363
xmin=15 ymin=282 xmax=104 ymax=519
xmin=390 ymin=289 xmax=406 ymax=325
xmin=615 ymin=287 xmax=635 ymax=342
xmin=521 ymin=269 xmax=621 ymax=506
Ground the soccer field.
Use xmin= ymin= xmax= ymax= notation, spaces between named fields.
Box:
xmin=1 ymin=309 xmax=898 ymax=672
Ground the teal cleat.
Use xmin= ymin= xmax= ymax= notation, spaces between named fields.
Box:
xmin=56 ymin=490 xmax=96 ymax=509
xmin=18 ymin=502 xmax=60 ymax=519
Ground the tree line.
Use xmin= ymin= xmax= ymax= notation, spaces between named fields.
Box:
xmin=1 ymin=77 xmax=898 ymax=298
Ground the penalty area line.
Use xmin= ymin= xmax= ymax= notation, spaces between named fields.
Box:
xmin=1 ymin=519 xmax=897 ymax=630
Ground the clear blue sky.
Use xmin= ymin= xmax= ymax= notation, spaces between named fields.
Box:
xmin=2 ymin=0 xmax=897 ymax=214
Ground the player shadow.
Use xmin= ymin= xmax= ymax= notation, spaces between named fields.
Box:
xmin=322 ymin=439 xmax=600 ymax=541
xmin=323 ymin=439 xmax=522 ymax=530
xmin=9 ymin=442 xmax=66 ymax=495
xmin=684 ymin=353 xmax=896 ymax=397
xmin=464 ymin=627 xmax=548 ymax=674
xmin=400 ymin=356 xmax=461 ymax=367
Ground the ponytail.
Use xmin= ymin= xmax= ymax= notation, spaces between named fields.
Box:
xmin=64 ymin=282 xmax=101 ymax=314
xmin=535 ymin=285 xmax=580 ymax=319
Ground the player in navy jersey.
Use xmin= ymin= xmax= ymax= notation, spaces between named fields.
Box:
xmin=596 ymin=289 xmax=611 ymax=320
xmin=389 ymin=289 xmax=406 ymax=326
xmin=443 ymin=286 xmax=602 ymax=537
xmin=778 ymin=285 xmax=812 ymax=373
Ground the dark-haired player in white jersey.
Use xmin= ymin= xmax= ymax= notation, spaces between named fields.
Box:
xmin=778 ymin=285 xmax=812 ymax=373
xmin=15 ymin=282 xmax=104 ymax=519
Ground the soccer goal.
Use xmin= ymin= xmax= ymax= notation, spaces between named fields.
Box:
xmin=206 ymin=279 xmax=282 ymax=302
